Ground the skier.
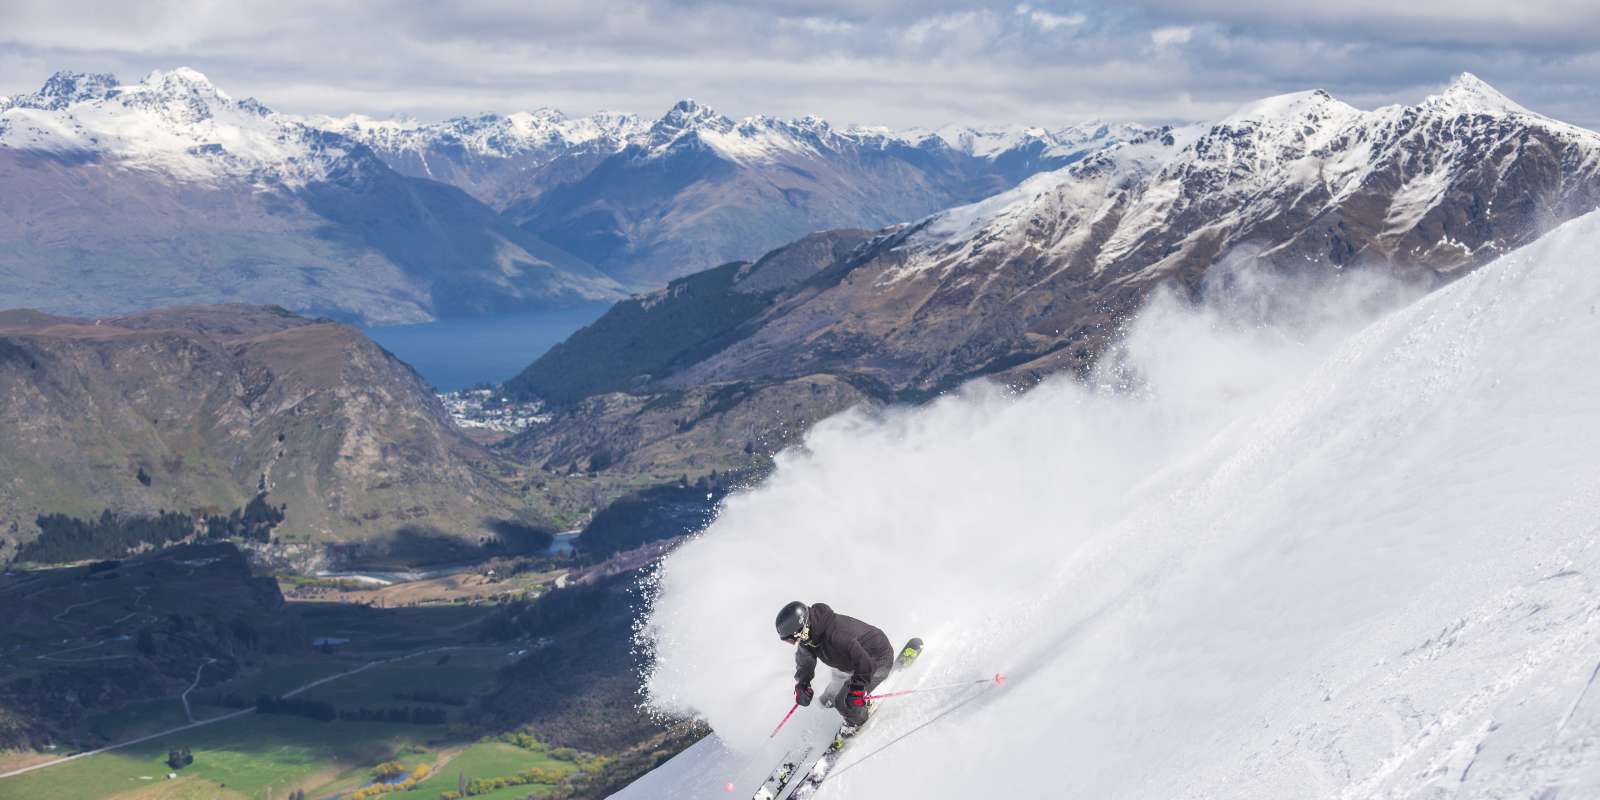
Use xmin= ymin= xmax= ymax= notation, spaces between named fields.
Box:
xmin=776 ymin=601 xmax=895 ymax=736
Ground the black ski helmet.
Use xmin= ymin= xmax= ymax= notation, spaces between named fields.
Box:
xmin=775 ymin=601 xmax=809 ymax=641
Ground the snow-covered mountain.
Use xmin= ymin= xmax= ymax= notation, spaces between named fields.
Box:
xmin=654 ymin=73 xmax=1600 ymax=392
xmin=328 ymin=99 xmax=1140 ymax=287
xmin=515 ymin=101 xmax=1138 ymax=287
xmin=620 ymin=204 xmax=1600 ymax=798
xmin=0 ymin=69 xmax=625 ymax=324
xmin=0 ymin=68 xmax=1142 ymax=312
xmin=314 ymin=107 xmax=647 ymax=210
xmin=913 ymin=74 xmax=1594 ymax=275
xmin=907 ymin=120 xmax=1148 ymax=159
xmin=500 ymin=74 xmax=1600 ymax=487
xmin=321 ymin=107 xmax=645 ymax=161
xmin=0 ymin=68 xmax=350 ymax=187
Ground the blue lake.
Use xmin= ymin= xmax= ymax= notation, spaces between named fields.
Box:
xmin=364 ymin=303 xmax=612 ymax=392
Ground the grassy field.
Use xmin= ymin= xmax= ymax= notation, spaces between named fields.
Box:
xmin=409 ymin=740 xmax=579 ymax=800
xmin=0 ymin=714 xmax=444 ymax=800
xmin=0 ymin=723 xmax=592 ymax=800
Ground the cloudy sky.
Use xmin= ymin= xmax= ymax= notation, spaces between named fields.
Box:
xmin=3 ymin=0 xmax=1599 ymax=130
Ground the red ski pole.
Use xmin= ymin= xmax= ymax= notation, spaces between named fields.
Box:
xmin=768 ymin=702 xmax=800 ymax=738
xmin=866 ymin=673 xmax=1005 ymax=702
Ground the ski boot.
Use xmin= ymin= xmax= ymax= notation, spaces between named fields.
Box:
xmin=832 ymin=709 xmax=873 ymax=750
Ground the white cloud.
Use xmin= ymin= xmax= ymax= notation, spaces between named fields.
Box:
xmin=1151 ymin=25 xmax=1193 ymax=47
xmin=1015 ymin=3 xmax=1087 ymax=31
xmin=783 ymin=16 xmax=855 ymax=35
xmin=900 ymin=11 xmax=995 ymax=48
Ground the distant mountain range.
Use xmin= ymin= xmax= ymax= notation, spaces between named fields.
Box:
xmin=0 ymin=69 xmax=625 ymax=325
xmin=1 ymin=68 xmax=1126 ymax=322
xmin=504 ymin=74 xmax=1600 ymax=479
xmin=326 ymin=99 xmax=1142 ymax=288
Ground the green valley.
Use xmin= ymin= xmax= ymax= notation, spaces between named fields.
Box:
xmin=0 ymin=543 xmax=698 ymax=800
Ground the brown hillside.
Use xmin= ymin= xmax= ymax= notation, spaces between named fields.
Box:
xmin=0 ymin=305 xmax=542 ymax=567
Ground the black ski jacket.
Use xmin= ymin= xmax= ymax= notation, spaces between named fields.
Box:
xmin=793 ymin=603 xmax=893 ymax=693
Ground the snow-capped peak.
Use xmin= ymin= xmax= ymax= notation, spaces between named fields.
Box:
xmin=139 ymin=67 xmax=228 ymax=97
xmin=110 ymin=67 xmax=243 ymax=126
xmin=664 ymin=98 xmax=720 ymax=123
xmin=8 ymin=70 xmax=121 ymax=110
xmin=926 ymin=124 xmax=1053 ymax=157
xmin=341 ymin=105 xmax=645 ymax=155
xmin=1221 ymin=89 xmax=1359 ymax=127
xmin=505 ymin=107 xmax=568 ymax=129
xmin=649 ymin=98 xmax=735 ymax=145
xmin=901 ymin=74 xmax=1600 ymax=285
xmin=314 ymin=112 xmax=419 ymax=133
xmin=794 ymin=114 xmax=830 ymax=132
xmin=319 ymin=105 xmax=646 ymax=162
xmin=1 ymin=68 xmax=351 ymax=187
xmin=1423 ymin=72 xmax=1530 ymax=117
xmin=892 ymin=121 xmax=1147 ymax=162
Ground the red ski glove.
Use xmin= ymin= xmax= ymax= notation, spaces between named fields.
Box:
xmin=848 ymin=689 xmax=866 ymax=707
xmin=795 ymin=683 xmax=814 ymax=707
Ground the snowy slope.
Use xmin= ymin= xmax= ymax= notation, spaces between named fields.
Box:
xmin=621 ymin=208 xmax=1600 ymax=798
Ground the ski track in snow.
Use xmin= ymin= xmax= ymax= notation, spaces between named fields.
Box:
xmin=616 ymin=210 xmax=1600 ymax=799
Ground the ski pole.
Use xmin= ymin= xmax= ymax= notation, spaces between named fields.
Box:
xmin=866 ymin=673 xmax=1005 ymax=702
xmin=768 ymin=702 xmax=800 ymax=738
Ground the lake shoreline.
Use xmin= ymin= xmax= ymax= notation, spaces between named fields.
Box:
xmin=363 ymin=304 xmax=612 ymax=392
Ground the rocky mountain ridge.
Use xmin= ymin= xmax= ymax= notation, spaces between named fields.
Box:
xmin=504 ymin=74 xmax=1600 ymax=478
xmin=666 ymin=73 xmax=1600 ymax=391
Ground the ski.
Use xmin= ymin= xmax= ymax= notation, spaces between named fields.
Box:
xmin=751 ymin=740 xmax=818 ymax=800
xmin=751 ymin=667 xmax=853 ymax=800
xmin=758 ymin=637 xmax=923 ymax=800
